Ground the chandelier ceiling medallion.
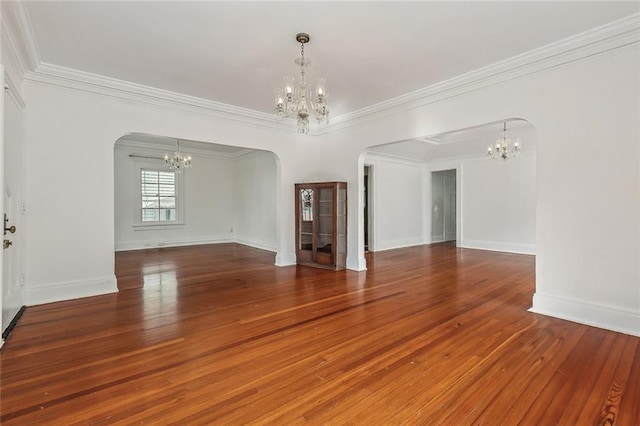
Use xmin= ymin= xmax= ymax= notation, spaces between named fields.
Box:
xmin=487 ymin=122 xmax=522 ymax=160
xmin=164 ymin=140 xmax=192 ymax=173
xmin=274 ymin=33 xmax=329 ymax=134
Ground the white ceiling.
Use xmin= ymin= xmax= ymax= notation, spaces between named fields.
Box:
xmin=368 ymin=119 xmax=535 ymax=162
xmin=24 ymin=1 xmax=639 ymax=119
xmin=117 ymin=133 xmax=248 ymax=152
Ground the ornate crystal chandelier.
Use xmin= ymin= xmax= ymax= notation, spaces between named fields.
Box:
xmin=487 ymin=122 xmax=522 ymax=160
xmin=274 ymin=33 xmax=329 ymax=134
xmin=164 ymin=140 xmax=192 ymax=173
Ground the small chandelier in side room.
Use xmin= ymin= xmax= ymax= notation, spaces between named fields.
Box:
xmin=164 ymin=140 xmax=192 ymax=173
xmin=487 ymin=122 xmax=522 ymax=160
xmin=274 ymin=33 xmax=329 ymax=134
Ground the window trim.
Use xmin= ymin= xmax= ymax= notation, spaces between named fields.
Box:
xmin=132 ymin=160 xmax=185 ymax=229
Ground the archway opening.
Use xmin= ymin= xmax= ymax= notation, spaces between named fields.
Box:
xmin=113 ymin=133 xmax=280 ymax=289
xmin=358 ymin=118 xmax=537 ymax=278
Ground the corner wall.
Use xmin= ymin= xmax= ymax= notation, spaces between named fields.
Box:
xmin=233 ymin=151 xmax=278 ymax=252
xmin=363 ymin=153 xmax=425 ymax=251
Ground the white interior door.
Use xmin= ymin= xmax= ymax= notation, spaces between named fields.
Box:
xmin=2 ymin=74 xmax=26 ymax=338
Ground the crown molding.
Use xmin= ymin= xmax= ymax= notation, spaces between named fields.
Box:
xmin=317 ymin=13 xmax=640 ymax=135
xmin=4 ymin=73 xmax=26 ymax=109
xmin=10 ymin=8 xmax=639 ymax=137
xmin=1 ymin=1 xmax=40 ymax=75
xmin=115 ymin=138 xmax=254 ymax=159
xmin=24 ymin=63 xmax=295 ymax=132
xmin=364 ymin=151 xmax=427 ymax=166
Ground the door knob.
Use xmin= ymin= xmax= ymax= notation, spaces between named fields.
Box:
xmin=4 ymin=213 xmax=16 ymax=235
xmin=3 ymin=239 xmax=12 ymax=249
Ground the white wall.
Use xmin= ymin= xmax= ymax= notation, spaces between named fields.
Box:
xmin=363 ymin=153 xmax=425 ymax=251
xmin=233 ymin=151 xmax=278 ymax=251
xmin=333 ymin=44 xmax=639 ymax=336
xmin=369 ymin=146 xmax=535 ymax=255
xmin=13 ymin=23 xmax=640 ymax=335
xmin=460 ymin=153 xmax=536 ymax=254
xmin=114 ymin=141 xmax=238 ymax=251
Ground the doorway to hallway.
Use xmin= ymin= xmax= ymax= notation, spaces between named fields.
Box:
xmin=431 ymin=169 xmax=456 ymax=243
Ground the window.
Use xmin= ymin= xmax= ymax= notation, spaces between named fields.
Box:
xmin=141 ymin=169 xmax=176 ymax=222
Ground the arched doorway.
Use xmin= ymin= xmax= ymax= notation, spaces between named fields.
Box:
xmin=359 ymin=118 xmax=537 ymax=261
xmin=113 ymin=133 xmax=280 ymax=288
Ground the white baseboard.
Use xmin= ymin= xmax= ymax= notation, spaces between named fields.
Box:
xmin=347 ymin=256 xmax=368 ymax=272
xmin=275 ymin=252 xmax=296 ymax=267
xmin=375 ymin=237 xmax=425 ymax=252
xmin=234 ymin=236 xmax=277 ymax=252
xmin=117 ymin=234 xmax=286 ymax=266
xmin=530 ymin=292 xmax=640 ymax=337
xmin=115 ymin=234 xmax=233 ymax=251
xmin=431 ymin=235 xmax=445 ymax=243
xmin=460 ymin=239 xmax=535 ymax=255
xmin=26 ymin=275 xmax=118 ymax=306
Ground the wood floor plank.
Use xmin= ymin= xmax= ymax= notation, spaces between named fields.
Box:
xmin=1 ymin=242 xmax=638 ymax=424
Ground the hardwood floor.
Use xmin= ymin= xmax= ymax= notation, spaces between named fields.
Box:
xmin=1 ymin=243 xmax=638 ymax=424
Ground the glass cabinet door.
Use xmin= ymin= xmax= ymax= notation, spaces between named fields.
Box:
xmin=295 ymin=182 xmax=347 ymax=270
xmin=297 ymin=187 xmax=314 ymax=264
xmin=317 ymin=188 xmax=334 ymax=254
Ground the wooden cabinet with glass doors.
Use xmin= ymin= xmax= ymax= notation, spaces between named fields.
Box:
xmin=295 ymin=182 xmax=347 ymax=270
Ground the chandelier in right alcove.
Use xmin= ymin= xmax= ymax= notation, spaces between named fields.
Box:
xmin=487 ymin=122 xmax=522 ymax=160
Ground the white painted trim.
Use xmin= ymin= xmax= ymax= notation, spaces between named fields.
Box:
xmin=115 ymin=138 xmax=255 ymax=159
xmin=365 ymin=151 xmax=427 ymax=166
xmin=275 ymin=252 xmax=296 ymax=267
xmin=275 ymin=252 xmax=367 ymax=271
xmin=347 ymin=256 xmax=367 ymax=272
xmin=460 ymin=239 xmax=535 ymax=255
xmin=115 ymin=234 xmax=234 ymax=252
xmin=530 ymin=292 xmax=640 ymax=337
xmin=26 ymin=276 xmax=118 ymax=306
xmin=0 ymin=1 xmax=40 ymax=75
xmin=317 ymin=13 xmax=640 ymax=134
xmin=431 ymin=235 xmax=445 ymax=243
xmin=4 ymin=74 xmax=26 ymax=110
xmin=234 ymin=236 xmax=277 ymax=253
xmin=375 ymin=237 xmax=425 ymax=252
xmin=25 ymin=63 xmax=292 ymax=131
xmin=13 ymin=11 xmax=636 ymax=136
